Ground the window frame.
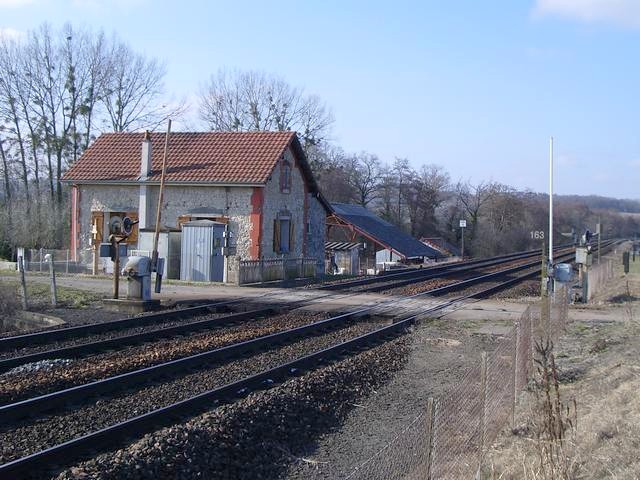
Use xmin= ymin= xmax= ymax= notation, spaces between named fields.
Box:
xmin=280 ymin=160 xmax=292 ymax=194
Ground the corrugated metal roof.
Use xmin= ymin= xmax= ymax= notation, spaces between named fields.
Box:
xmin=325 ymin=241 xmax=361 ymax=251
xmin=330 ymin=203 xmax=442 ymax=259
xmin=421 ymin=237 xmax=461 ymax=257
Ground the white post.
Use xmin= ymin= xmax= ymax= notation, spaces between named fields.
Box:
xmin=549 ymin=136 xmax=554 ymax=265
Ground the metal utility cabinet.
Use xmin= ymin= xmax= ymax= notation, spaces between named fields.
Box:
xmin=180 ymin=220 xmax=225 ymax=282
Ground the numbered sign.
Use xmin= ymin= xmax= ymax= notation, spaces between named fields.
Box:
xmin=459 ymin=220 xmax=467 ymax=228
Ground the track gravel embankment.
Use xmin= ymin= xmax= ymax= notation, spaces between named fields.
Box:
xmin=1 ymin=317 xmax=385 ymax=467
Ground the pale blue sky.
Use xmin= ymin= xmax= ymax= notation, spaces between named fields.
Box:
xmin=1 ymin=0 xmax=639 ymax=198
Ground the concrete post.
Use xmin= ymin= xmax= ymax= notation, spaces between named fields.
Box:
xmin=48 ymin=253 xmax=57 ymax=307
xmin=18 ymin=256 xmax=28 ymax=310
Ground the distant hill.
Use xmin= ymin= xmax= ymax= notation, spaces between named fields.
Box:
xmin=556 ymin=195 xmax=640 ymax=213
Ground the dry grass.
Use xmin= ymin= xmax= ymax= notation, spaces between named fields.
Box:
xmin=486 ymin=253 xmax=640 ymax=479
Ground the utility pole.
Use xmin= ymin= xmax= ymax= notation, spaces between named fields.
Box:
xmin=152 ymin=120 xmax=171 ymax=272
xmin=597 ymin=218 xmax=601 ymax=264
xmin=548 ymin=136 xmax=554 ymax=265
xmin=459 ymin=219 xmax=467 ymax=259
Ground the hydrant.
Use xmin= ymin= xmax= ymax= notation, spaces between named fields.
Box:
xmin=122 ymin=256 xmax=152 ymax=301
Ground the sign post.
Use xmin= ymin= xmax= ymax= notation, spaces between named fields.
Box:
xmin=459 ymin=219 xmax=467 ymax=259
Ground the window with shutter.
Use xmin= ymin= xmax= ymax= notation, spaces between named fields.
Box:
xmin=289 ymin=220 xmax=294 ymax=253
xmin=279 ymin=218 xmax=290 ymax=253
xmin=280 ymin=161 xmax=291 ymax=193
xmin=273 ymin=219 xmax=281 ymax=253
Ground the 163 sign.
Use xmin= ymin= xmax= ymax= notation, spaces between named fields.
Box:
xmin=530 ymin=231 xmax=545 ymax=240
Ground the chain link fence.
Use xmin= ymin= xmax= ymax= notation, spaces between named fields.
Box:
xmin=346 ymin=286 xmax=570 ymax=480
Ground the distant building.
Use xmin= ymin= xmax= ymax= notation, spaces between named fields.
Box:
xmin=326 ymin=203 xmax=442 ymax=271
xmin=62 ymin=131 xmax=330 ymax=283
xmin=421 ymin=237 xmax=461 ymax=258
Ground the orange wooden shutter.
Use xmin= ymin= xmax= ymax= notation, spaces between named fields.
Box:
xmin=125 ymin=211 xmax=139 ymax=243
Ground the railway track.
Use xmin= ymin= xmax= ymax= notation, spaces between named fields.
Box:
xmin=0 ymin=245 xmax=576 ymax=372
xmin=0 ymin=241 xmax=619 ymax=478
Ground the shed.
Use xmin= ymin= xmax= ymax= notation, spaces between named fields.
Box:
xmin=327 ymin=203 xmax=442 ymax=262
xmin=421 ymin=237 xmax=461 ymax=258
xmin=180 ymin=220 xmax=225 ymax=282
xmin=325 ymin=241 xmax=361 ymax=275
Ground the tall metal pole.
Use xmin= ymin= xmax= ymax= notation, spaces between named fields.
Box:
xmin=549 ymin=137 xmax=554 ymax=265
xmin=461 ymin=225 xmax=465 ymax=259
xmin=152 ymin=120 xmax=171 ymax=270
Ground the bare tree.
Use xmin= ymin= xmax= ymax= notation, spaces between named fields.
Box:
xmin=0 ymin=38 xmax=30 ymax=204
xmin=199 ymin=69 xmax=334 ymax=150
xmin=392 ymin=157 xmax=411 ymax=224
xmin=402 ymin=165 xmax=450 ymax=237
xmin=102 ymin=42 xmax=180 ymax=132
xmin=456 ymin=180 xmax=499 ymax=236
xmin=0 ymin=135 xmax=11 ymax=203
xmin=345 ymin=152 xmax=381 ymax=207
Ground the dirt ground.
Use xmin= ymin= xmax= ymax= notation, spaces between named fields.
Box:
xmin=486 ymin=257 xmax=640 ymax=479
xmin=284 ymin=299 xmax=524 ymax=478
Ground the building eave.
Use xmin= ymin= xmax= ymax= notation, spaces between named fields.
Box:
xmin=62 ymin=179 xmax=266 ymax=188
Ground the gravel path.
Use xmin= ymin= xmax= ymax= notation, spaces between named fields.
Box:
xmin=49 ymin=337 xmax=410 ymax=480
xmin=0 ymin=318 xmax=384 ymax=466
xmin=284 ymin=315 xmax=509 ymax=479
xmin=0 ymin=311 xmax=328 ymax=405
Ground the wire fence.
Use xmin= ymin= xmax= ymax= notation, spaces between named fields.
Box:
xmin=16 ymin=248 xmax=90 ymax=274
xmin=346 ymin=286 xmax=571 ymax=480
xmin=587 ymin=256 xmax=615 ymax=301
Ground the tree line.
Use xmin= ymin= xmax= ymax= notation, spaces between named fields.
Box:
xmin=0 ymin=22 xmax=637 ymax=260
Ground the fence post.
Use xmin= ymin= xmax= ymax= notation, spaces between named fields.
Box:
xmin=48 ymin=253 xmax=58 ymax=307
xmin=511 ymin=322 xmax=520 ymax=429
xmin=425 ymin=397 xmax=436 ymax=480
xmin=39 ymin=248 xmax=43 ymax=272
xmin=259 ymin=258 xmax=264 ymax=284
xmin=18 ymin=256 xmax=28 ymax=310
xmin=478 ymin=351 xmax=488 ymax=477
xmin=65 ymin=249 xmax=69 ymax=274
xmin=529 ymin=308 xmax=535 ymax=374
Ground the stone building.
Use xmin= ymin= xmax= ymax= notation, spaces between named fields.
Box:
xmin=62 ymin=131 xmax=329 ymax=283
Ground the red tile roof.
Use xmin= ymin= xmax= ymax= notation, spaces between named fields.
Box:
xmin=62 ymin=131 xmax=298 ymax=184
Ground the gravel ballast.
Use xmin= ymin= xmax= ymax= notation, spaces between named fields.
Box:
xmin=0 ymin=318 xmax=384 ymax=465
xmin=0 ymin=311 xmax=328 ymax=405
xmin=0 ymin=310 xmax=234 ymax=360
xmin=51 ymin=336 xmax=410 ymax=480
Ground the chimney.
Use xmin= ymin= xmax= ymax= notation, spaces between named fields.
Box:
xmin=140 ymin=130 xmax=152 ymax=179
xmin=139 ymin=131 xmax=152 ymax=230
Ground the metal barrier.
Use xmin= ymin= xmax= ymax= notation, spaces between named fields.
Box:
xmin=238 ymin=257 xmax=317 ymax=285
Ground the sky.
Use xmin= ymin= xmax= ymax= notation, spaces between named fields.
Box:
xmin=1 ymin=0 xmax=639 ymax=199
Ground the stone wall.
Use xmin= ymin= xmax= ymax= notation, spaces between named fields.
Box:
xmin=75 ymin=145 xmax=327 ymax=281
xmin=261 ymin=148 xmax=308 ymax=258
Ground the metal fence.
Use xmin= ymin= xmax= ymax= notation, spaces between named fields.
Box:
xmin=238 ymin=257 xmax=317 ymax=285
xmin=17 ymin=248 xmax=90 ymax=274
xmin=346 ymin=286 xmax=570 ymax=480
xmin=587 ymin=256 xmax=615 ymax=301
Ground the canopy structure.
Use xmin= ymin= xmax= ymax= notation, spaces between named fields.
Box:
xmin=327 ymin=203 xmax=442 ymax=260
